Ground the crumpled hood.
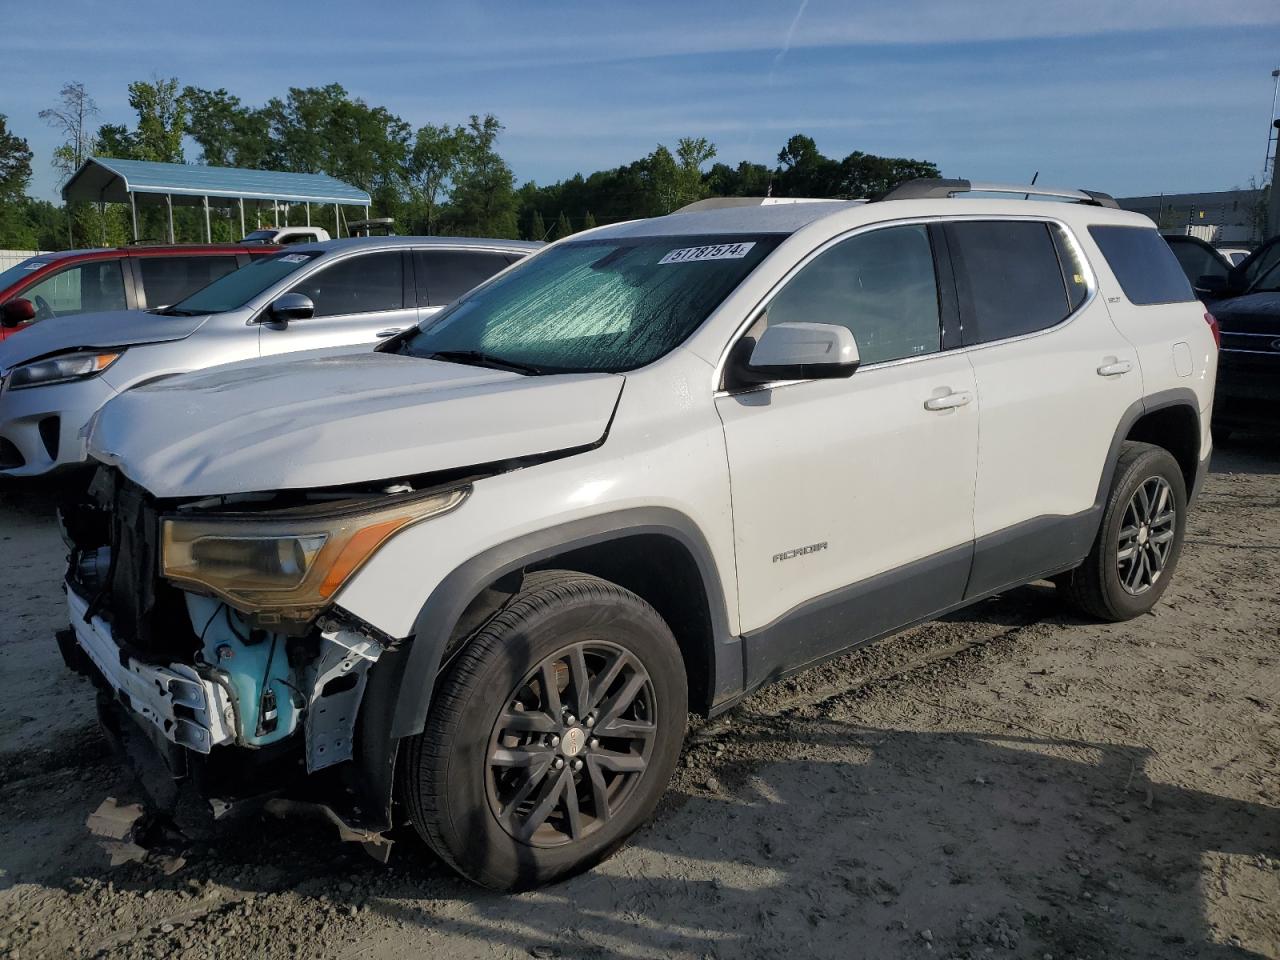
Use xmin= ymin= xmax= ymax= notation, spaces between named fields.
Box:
xmin=0 ymin=310 xmax=209 ymax=370
xmin=89 ymin=351 xmax=624 ymax=497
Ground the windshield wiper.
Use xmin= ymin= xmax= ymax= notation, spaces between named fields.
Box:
xmin=424 ymin=350 xmax=544 ymax=376
xmin=154 ymin=307 xmax=201 ymax=316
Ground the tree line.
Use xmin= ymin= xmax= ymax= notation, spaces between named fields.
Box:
xmin=0 ymin=78 xmax=940 ymax=250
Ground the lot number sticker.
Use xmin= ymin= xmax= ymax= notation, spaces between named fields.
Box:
xmin=280 ymin=254 xmax=311 ymax=263
xmin=659 ymin=242 xmax=755 ymax=265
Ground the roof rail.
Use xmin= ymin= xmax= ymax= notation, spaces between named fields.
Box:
xmin=674 ymin=196 xmax=853 ymax=213
xmin=876 ymin=178 xmax=1119 ymax=208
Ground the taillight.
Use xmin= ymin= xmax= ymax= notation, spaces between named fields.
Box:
xmin=1204 ymin=311 xmax=1220 ymax=349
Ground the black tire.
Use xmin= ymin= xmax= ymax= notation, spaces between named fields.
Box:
xmin=403 ymin=570 xmax=688 ymax=890
xmin=1058 ymin=441 xmax=1187 ymax=622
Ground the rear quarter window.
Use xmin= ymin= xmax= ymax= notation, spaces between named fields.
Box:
xmin=1088 ymin=226 xmax=1195 ymax=306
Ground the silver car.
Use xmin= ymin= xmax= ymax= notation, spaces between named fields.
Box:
xmin=0 ymin=236 xmax=539 ymax=477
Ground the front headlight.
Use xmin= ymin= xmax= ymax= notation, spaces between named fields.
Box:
xmin=161 ymin=485 xmax=469 ymax=620
xmin=8 ymin=350 xmax=122 ymax=389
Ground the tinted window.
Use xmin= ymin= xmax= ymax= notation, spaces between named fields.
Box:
xmin=416 ymin=250 xmax=517 ymax=306
xmin=1166 ymin=238 xmax=1229 ymax=288
xmin=763 ymin=224 xmax=940 ymax=365
xmin=138 ymin=256 xmax=238 ymax=309
xmin=396 ymin=234 xmax=782 ymax=373
xmin=22 ymin=260 xmax=126 ymax=318
xmin=289 ymin=251 xmax=403 ymax=318
xmin=1088 ymin=226 xmax=1195 ymax=305
xmin=1243 ymin=239 xmax=1280 ymax=293
xmin=946 ymin=221 xmax=1072 ymax=345
xmin=169 ymin=251 xmax=320 ymax=315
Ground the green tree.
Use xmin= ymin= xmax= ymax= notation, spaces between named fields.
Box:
xmin=554 ymin=210 xmax=573 ymax=239
xmin=446 ymin=114 xmax=518 ymax=238
xmin=128 ymin=76 xmax=188 ymax=162
xmin=183 ymin=86 xmax=272 ymax=168
xmin=582 ymin=210 xmax=597 ymax=231
xmin=407 ymin=122 xmax=466 ymax=234
xmin=0 ymin=115 xmax=36 ymax=247
xmin=93 ymin=123 xmax=137 ymax=159
xmin=528 ymin=209 xmax=547 ymax=241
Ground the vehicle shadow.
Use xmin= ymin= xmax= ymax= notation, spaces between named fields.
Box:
xmin=1210 ymin=432 xmax=1280 ymax=476
xmin=34 ymin=718 xmax=1272 ymax=959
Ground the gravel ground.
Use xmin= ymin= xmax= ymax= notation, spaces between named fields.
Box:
xmin=1 ymin=440 xmax=1277 ymax=960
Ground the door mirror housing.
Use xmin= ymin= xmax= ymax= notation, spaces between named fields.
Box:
xmin=267 ymin=293 xmax=314 ymax=324
xmin=733 ymin=322 xmax=861 ymax=386
xmin=0 ymin=298 xmax=36 ymax=329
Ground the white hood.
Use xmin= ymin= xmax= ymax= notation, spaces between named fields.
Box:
xmin=88 ymin=351 xmax=623 ymax=497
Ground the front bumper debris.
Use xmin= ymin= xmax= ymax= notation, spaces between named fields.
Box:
xmin=66 ymin=586 xmax=234 ymax=753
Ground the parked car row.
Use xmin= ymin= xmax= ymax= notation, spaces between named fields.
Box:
xmin=0 ymin=243 xmax=283 ymax=340
xmin=3 ymin=184 xmax=1220 ymax=890
xmin=1162 ymin=233 xmax=1280 ymax=437
xmin=0 ymin=237 xmax=537 ymax=475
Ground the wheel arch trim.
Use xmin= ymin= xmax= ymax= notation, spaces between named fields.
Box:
xmin=382 ymin=507 xmax=738 ymax=739
xmin=1098 ymin=388 xmax=1204 ymax=510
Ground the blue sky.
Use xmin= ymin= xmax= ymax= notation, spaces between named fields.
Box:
xmin=5 ymin=0 xmax=1280 ymax=202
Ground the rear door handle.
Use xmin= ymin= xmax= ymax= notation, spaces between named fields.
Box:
xmin=376 ymin=328 xmax=403 ymax=338
xmin=1097 ymin=360 xmax=1133 ymax=377
xmin=923 ymin=390 xmax=974 ymax=411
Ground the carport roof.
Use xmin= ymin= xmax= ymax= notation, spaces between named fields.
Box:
xmin=61 ymin=157 xmax=371 ymax=207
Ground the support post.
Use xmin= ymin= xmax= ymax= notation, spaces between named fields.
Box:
xmin=239 ymin=198 xmax=245 ymax=239
xmin=274 ymin=201 xmax=280 ymax=228
xmin=305 ymin=202 xmax=311 ymax=226
xmin=98 ymin=201 xmax=106 ymax=246
xmin=335 ymin=203 xmax=340 ymax=237
xmin=129 ymin=192 xmax=138 ymax=242
xmin=203 ymin=196 xmax=212 ymax=243
xmin=166 ymin=194 xmax=175 ymax=244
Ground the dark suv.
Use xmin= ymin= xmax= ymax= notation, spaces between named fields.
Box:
xmin=0 ymin=244 xmax=280 ymax=341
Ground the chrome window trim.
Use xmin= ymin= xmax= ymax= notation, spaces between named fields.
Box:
xmin=713 ymin=213 xmax=1099 ymax=397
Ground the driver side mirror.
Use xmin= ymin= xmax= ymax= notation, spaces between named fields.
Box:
xmin=267 ymin=293 xmax=315 ymax=324
xmin=0 ymin=298 xmax=36 ymax=329
xmin=730 ymin=321 xmax=861 ymax=387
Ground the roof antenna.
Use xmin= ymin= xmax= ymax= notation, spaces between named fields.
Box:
xmin=1025 ymin=171 xmax=1039 ymax=200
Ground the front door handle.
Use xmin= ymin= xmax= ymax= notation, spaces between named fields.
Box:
xmin=923 ymin=390 xmax=974 ymax=411
xmin=376 ymin=328 xmax=404 ymax=338
xmin=1097 ymin=359 xmax=1133 ymax=377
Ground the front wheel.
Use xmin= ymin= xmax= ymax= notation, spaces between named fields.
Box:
xmin=1058 ymin=441 xmax=1187 ymax=621
xmin=403 ymin=570 xmax=688 ymax=890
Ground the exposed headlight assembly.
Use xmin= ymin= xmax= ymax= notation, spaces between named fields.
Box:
xmin=161 ymin=485 xmax=468 ymax=622
xmin=7 ymin=350 xmax=122 ymax=389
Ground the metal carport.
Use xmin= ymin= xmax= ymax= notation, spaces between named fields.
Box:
xmin=61 ymin=157 xmax=372 ymax=243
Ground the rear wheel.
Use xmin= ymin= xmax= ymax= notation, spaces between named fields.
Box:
xmin=1058 ymin=442 xmax=1187 ymax=621
xmin=403 ymin=570 xmax=687 ymax=889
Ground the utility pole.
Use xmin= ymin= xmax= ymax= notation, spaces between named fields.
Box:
xmin=1270 ymin=118 xmax=1280 ymax=239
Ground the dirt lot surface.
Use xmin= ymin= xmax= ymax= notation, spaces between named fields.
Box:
xmin=1 ymin=441 xmax=1278 ymax=960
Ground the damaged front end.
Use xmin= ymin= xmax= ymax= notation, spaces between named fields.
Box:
xmin=57 ymin=467 xmax=467 ymax=855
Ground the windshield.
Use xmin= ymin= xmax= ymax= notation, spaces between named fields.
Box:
xmin=164 ymin=251 xmax=321 ymax=315
xmin=240 ymin=230 xmax=278 ymax=244
xmin=0 ymin=257 xmax=50 ymax=293
xmin=393 ymin=234 xmax=782 ymax=373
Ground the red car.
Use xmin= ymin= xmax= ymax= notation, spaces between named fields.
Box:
xmin=0 ymin=244 xmax=281 ymax=340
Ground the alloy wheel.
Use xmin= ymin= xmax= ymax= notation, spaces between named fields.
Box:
xmin=486 ymin=640 xmax=657 ymax=847
xmin=1117 ymin=475 xmax=1176 ymax=596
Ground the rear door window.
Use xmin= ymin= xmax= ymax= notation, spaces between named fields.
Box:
xmin=289 ymin=251 xmax=404 ymax=317
xmin=415 ymin=250 xmax=516 ymax=306
xmin=138 ymin=256 xmax=239 ymax=308
xmin=1164 ymin=237 xmax=1230 ymax=289
xmin=21 ymin=260 xmax=127 ymax=318
xmin=944 ymin=221 xmax=1075 ymax=346
xmin=1088 ymin=226 xmax=1195 ymax=305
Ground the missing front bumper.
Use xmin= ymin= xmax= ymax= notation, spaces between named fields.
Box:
xmin=65 ymin=586 xmax=235 ymax=754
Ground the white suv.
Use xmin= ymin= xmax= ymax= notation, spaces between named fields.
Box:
xmin=56 ymin=179 xmax=1217 ymax=889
